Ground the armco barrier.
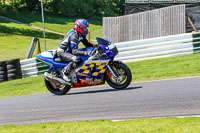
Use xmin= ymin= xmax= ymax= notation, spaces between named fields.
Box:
xmin=0 ymin=59 xmax=22 ymax=82
xmin=20 ymin=58 xmax=49 ymax=78
xmin=20 ymin=32 xmax=200 ymax=78
xmin=115 ymin=32 xmax=200 ymax=62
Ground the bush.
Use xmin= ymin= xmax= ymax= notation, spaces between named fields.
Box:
xmin=0 ymin=0 xmax=125 ymax=18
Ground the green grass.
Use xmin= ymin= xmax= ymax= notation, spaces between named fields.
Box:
xmin=0 ymin=11 xmax=103 ymax=40
xmin=0 ymin=117 xmax=200 ymax=133
xmin=0 ymin=75 xmax=46 ymax=98
xmin=1 ymin=53 xmax=200 ymax=98
xmin=0 ymin=17 xmax=63 ymax=60
xmin=127 ymin=53 xmax=200 ymax=82
xmin=0 ymin=19 xmax=100 ymax=61
xmin=0 ymin=11 xmax=102 ymax=61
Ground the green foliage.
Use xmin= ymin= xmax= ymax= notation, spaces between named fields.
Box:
xmin=0 ymin=0 xmax=125 ymax=18
xmin=23 ymin=0 xmax=40 ymax=11
xmin=93 ymin=0 xmax=125 ymax=16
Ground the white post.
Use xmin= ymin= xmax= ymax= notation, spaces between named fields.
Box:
xmin=40 ymin=0 xmax=46 ymax=51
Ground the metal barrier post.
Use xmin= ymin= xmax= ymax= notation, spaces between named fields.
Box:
xmin=37 ymin=38 xmax=41 ymax=54
xmin=26 ymin=37 xmax=37 ymax=59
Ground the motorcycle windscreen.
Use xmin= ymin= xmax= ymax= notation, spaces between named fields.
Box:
xmin=96 ymin=37 xmax=111 ymax=45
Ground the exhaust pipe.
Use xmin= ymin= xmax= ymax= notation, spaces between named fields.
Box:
xmin=44 ymin=72 xmax=71 ymax=86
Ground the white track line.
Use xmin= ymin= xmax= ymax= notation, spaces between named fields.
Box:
xmin=111 ymin=115 xmax=200 ymax=122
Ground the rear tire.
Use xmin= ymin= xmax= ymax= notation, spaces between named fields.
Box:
xmin=106 ymin=63 xmax=132 ymax=90
xmin=44 ymin=78 xmax=71 ymax=95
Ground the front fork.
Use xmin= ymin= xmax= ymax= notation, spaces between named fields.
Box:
xmin=107 ymin=61 xmax=122 ymax=80
xmin=107 ymin=65 xmax=117 ymax=79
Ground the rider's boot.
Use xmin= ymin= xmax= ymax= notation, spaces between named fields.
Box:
xmin=62 ymin=62 xmax=75 ymax=82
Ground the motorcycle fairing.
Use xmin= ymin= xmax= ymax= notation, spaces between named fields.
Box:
xmin=73 ymin=79 xmax=104 ymax=88
xmin=36 ymin=50 xmax=69 ymax=68
xmin=74 ymin=60 xmax=109 ymax=87
xmin=77 ymin=61 xmax=108 ymax=78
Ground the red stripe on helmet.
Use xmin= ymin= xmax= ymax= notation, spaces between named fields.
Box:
xmin=76 ymin=20 xmax=87 ymax=27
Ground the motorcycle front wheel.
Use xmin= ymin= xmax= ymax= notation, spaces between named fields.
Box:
xmin=106 ymin=63 xmax=132 ymax=90
xmin=44 ymin=78 xmax=71 ymax=95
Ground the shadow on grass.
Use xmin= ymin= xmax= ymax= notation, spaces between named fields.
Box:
xmin=66 ymin=86 xmax=142 ymax=96
xmin=0 ymin=11 xmax=102 ymax=26
xmin=0 ymin=24 xmax=63 ymax=39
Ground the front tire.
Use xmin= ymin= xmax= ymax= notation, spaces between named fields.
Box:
xmin=44 ymin=78 xmax=71 ymax=95
xmin=106 ymin=63 xmax=132 ymax=90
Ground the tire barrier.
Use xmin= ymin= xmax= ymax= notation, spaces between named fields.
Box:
xmin=0 ymin=59 xmax=22 ymax=83
xmin=0 ymin=61 xmax=8 ymax=82
xmin=6 ymin=59 xmax=22 ymax=80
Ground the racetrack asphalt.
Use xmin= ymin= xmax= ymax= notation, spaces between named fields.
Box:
xmin=0 ymin=76 xmax=200 ymax=125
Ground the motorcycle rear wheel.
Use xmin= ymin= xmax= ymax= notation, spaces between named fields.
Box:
xmin=106 ymin=63 xmax=132 ymax=90
xmin=44 ymin=78 xmax=71 ymax=95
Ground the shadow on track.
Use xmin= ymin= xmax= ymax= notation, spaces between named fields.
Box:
xmin=66 ymin=86 xmax=142 ymax=96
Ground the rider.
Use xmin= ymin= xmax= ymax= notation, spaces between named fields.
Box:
xmin=57 ymin=19 xmax=94 ymax=82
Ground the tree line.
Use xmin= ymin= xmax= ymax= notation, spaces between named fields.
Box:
xmin=0 ymin=0 xmax=125 ymax=18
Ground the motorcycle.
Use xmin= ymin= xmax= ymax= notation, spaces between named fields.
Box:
xmin=36 ymin=37 xmax=132 ymax=95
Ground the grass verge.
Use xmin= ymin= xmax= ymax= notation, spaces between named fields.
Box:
xmin=0 ymin=75 xmax=46 ymax=98
xmin=0 ymin=11 xmax=103 ymax=40
xmin=0 ymin=117 xmax=200 ymax=133
xmin=1 ymin=53 xmax=200 ymax=98
xmin=0 ymin=13 xmax=101 ymax=61
xmin=127 ymin=53 xmax=200 ymax=82
xmin=0 ymin=17 xmax=63 ymax=60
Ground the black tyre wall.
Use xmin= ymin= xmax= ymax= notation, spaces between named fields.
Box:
xmin=6 ymin=59 xmax=22 ymax=80
xmin=0 ymin=61 xmax=8 ymax=82
xmin=0 ymin=61 xmax=7 ymax=71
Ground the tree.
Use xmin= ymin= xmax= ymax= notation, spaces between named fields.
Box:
xmin=23 ymin=0 xmax=40 ymax=11
xmin=0 ymin=0 xmax=125 ymax=18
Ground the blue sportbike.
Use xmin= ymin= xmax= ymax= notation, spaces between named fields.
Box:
xmin=36 ymin=37 xmax=132 ymax=95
